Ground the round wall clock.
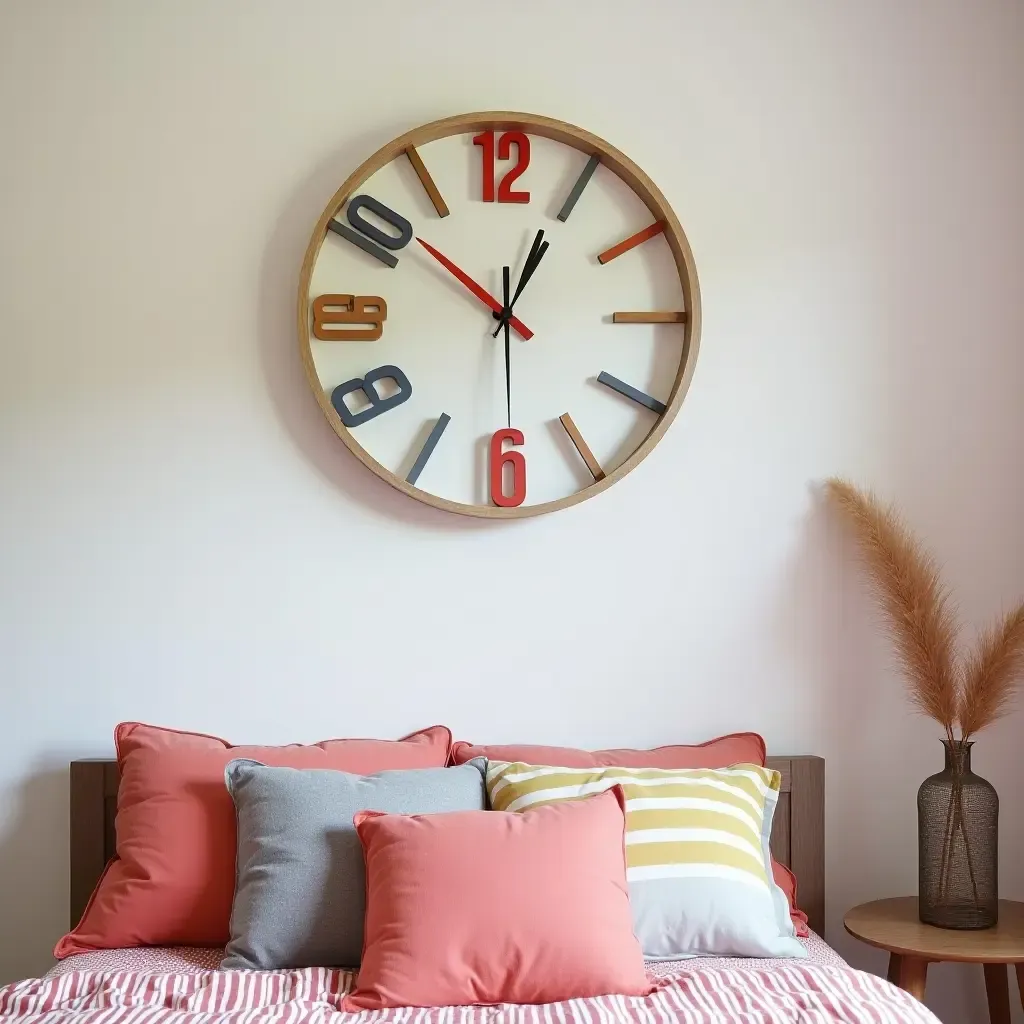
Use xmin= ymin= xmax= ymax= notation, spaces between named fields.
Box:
xmin=298 ymin=111 xmax=700 ymax=518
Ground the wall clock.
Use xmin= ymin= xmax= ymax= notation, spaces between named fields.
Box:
xmin=298 ymin=111 xmax=700 ymax=518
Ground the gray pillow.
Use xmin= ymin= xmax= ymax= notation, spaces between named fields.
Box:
xmin=222 ymin=759 xmax=486 ymax=970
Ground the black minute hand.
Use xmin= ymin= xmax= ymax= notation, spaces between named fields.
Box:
xmin=502 ymin=266 xmax=511 ymax=429
xmin=493 ymin=229 xmax=549 ymax=338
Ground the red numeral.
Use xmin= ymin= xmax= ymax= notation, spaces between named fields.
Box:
xmin=489 ymin=428 xmax=526 ymax=507
xmin=497 ymin=131 xmax=530 ymax=203
xmin=472 ymin=130 xmax=531 ymax=204
xmin=472 ymin=131 xmax=496 ymax=202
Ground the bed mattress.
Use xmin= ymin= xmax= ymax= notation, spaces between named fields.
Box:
xmin=44 ymin=932 xmax=848 ymax=978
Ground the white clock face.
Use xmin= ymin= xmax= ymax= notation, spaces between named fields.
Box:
xmin=300 ymin=113 xmax=700 ymax=517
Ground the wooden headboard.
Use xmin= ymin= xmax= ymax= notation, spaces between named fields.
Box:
xmin=69 ymin=754 xmax=825 ymax=935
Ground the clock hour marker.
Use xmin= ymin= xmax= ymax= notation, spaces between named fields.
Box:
xmin=597 ymin=221 xmax=666 ymax=265
xmin=332 ymin=364 xmax=413 ymax=428
xmin=328 ymin=194 xmax=414 ymax=268
xmin=558 ymin=413 xmax=605 ymax=481
xmin=405 ymin=146 xmax=449 ymax=218
xmin=474 ymin=131 xmax=532 ymax=204
xmin=406 ymin=413 xmax=451 ymax=486
xmin=490 ymin=428 xmax=527 ymax=507
xmin=597 ymin=371 xmax=667 ymax=415
xmin=329 ymin=219 xmax=398 ymax=268
xmin=612 ymin=311 xmax=687 ymax=324
xmin=557 ymin=154 xmax=600 ymax=222
xmin=313 ymin=295 xmax=387 ymax=341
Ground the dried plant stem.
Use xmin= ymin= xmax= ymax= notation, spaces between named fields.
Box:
xmin=938 ymin=749 xmax=979 ymax=906
xmin=938 ymin=784 xmax=956 ymax=898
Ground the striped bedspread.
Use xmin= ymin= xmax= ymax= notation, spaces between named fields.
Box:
xmin=0 ymin=965 xmax=939 ymax=1024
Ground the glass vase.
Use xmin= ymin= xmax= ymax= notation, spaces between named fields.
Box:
xmin=918 ymin=741 xmax=998 ymax=929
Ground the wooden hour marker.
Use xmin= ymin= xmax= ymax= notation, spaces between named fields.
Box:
xmin=406 ymin=413 xmax=451 ymax=486
xmin=558 ymin=413 xmax=605 ymax=481
xmin=612 ymin=311 xmax=687 ymax=324
xmin=557 ymin=154 xmax=600 ymax=222
xmin=597 ymin=221 xmax=665 ymax=265
xmin=597 ymin=371 xmax=667 ymax=415
xmin=405 ymin=146 xmax=449 ymax=218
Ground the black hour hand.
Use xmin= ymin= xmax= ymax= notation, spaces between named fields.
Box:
xmin=493 ymin=230 xmax=549 ymax=337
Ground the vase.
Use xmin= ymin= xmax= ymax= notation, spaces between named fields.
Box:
xmin=918 ymin=740 xmax=998 ymax=928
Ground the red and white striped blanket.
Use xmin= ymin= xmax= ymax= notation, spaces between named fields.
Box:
xmin=0 ymin=965 xmax=939 ymax=1024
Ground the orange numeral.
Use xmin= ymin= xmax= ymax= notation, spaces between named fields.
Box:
xmin=312 ymin=294 xmax=387 ymax=342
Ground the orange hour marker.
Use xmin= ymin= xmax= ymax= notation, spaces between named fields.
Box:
xmin=612 ymin=311 xmax=687 ymax=324
xmin=405 ymin=145 xmax=449 ymax=218
xmin=559 ymin=413 xmax=605 ymax=481
xmin=597 ymin=221 xmax=665 ymax=265
xmin=313 ymin=294 xmax=387 ymax=341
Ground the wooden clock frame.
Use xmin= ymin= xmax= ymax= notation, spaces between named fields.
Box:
xmin=297 ymin=111 xmax=702 ymax=518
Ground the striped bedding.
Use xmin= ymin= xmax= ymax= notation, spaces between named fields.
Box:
xmin=4 ymin=954 xmax=939 ymax=1024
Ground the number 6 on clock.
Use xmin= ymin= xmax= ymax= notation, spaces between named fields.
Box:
xmin=489 ymin=428 xmax=526 ymax=507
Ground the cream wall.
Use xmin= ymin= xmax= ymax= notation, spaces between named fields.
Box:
xmin=1 ymin=2 xmax=1022 ymax=1021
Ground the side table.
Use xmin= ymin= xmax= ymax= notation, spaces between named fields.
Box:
xmin=845 ymin=897 xmax=1024 ymax=1023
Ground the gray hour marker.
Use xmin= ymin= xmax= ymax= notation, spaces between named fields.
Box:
xmin=557 ymin=154 xmax=600 ymax=222
xmin=406 ymin=414 xmax=451 ymax=486
xmin=327 ymin=219 xmax=399 ymax=268
xmin=596 ymin=371 xmax=667 ymax=415
xmin=327 ymin=219 xmax=398 ymax=268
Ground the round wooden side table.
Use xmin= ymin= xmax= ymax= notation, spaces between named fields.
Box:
xmin=845 ymin=897 xmax=1024 ymax=1023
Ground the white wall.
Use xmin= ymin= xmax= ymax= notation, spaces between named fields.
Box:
xmin=1 ymin=2 xmax=1022 ymax=1021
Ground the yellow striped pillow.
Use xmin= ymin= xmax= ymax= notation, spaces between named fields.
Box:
xmin=485 ymin=761 xmax=805 ymax=961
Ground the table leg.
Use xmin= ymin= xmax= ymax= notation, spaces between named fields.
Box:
xmin=1016 ymin=964 xmax=1024 ymax=1013
xmin=984 ymin=963 xmax=1011 ymax=1024
xmin=897 ymin=956 xmax=928 ymax=1001
xmin=887 ymin=953 xmax=902 ymax=985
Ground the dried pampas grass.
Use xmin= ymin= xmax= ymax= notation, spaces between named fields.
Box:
xmin=959 ymin=604 xmax=1024 ymax=741
xmin=826 ymin=478 xmax=1024 ymax=740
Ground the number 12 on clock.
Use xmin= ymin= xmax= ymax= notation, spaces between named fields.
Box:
xmin=473 ymin=130 xmax=531 ymax=203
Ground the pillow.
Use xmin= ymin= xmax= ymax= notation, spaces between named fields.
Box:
xmin=450 ymin=731 xmax=766 ymax=769
xmin=485 ymin=760 xmax=806 ymax=960
xmin=346 ymin=785 xmax=652 ymax=1010
xmin=453 ymin=733 xmax=808 ymax=935
xmin=54 ymin=721 xmax=452 ymax=957
xmin=774 ymin=861 xmax=810 ymax=937
xmin=221 ymin=760 xmax=487 ymax=970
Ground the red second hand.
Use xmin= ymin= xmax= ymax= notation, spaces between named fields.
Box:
xmin=416 ymin=237 xmax=534 ymax=341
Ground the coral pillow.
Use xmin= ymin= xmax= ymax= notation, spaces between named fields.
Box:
xmin=451 ymin=732 xmax=809 ymax=935
xmin=449 ymin=732 xmax=766 ymax=769
xmin=346 ymin=787 xmax=653 ymax=1010
xmin=55 ymin=722 xmax=452 ymax=957
xmin=774 ymin=861 xmax=810 ymax=938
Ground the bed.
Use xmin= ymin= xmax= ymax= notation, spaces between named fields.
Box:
xmin=0 ymin=753 xmax=939 ymax=1024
